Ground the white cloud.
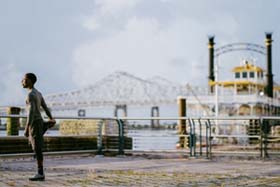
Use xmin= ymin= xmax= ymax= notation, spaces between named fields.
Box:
xmin=82 ymin=0 xmax=141 ymax=33
xmin=72 ymin=1 xmax=276 ymax=86
xmin=0 ymin=0 xmax=279 ymax=106
xmin=83 ymin=17 xmax=100 ymax=31
xmin=0 ymin=64 xmax=25 ymax=106
xmin=95 ymin=0 xmax=140 ymax=15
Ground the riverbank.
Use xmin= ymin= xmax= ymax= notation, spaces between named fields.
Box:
xmin=0 ymin=154 xmax=279 ymax=186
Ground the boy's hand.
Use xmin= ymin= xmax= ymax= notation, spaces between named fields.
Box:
xmin=24 ymin=128 xmax=29 ymax=137
xmin=48 ymin=119 xmax=56 ymax=128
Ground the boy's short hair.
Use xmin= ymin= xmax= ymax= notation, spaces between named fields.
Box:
xmin=25 ymin=73 xmax=37 ymax=84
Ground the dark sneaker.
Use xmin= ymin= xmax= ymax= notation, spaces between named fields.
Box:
xmin=29 ymin=173 xmax=45 ymax=181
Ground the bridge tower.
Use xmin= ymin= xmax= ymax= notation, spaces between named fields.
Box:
xmin=151 ymin=106 xmax=160 ymax=128
xmin=114 ymin=105 xmax=127 ymax=117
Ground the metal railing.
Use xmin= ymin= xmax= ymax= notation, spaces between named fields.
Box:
xmin=117 ymin=116 xmax=280 ymax=159
xmin=0 ymin=115 xmax=126 ymax=157
xmin=0 ymin=115 xmax=279 ymax=159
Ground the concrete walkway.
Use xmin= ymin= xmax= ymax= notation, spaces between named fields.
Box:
xmin=0 ymin=154 xmax=279 ymax=186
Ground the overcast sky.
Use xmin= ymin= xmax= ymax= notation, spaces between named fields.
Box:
xmin=0 ymin=0 xmax=279 ymax=105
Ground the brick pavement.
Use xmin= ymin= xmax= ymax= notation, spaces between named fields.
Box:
xmin=0 ymin=154 xmax=279 ymax=186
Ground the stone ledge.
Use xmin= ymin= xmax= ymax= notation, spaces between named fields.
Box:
xmin=0 ymin=136 xmax=132 ymax=154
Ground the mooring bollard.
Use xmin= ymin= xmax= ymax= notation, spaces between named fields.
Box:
xmin=6 ymin=107 xmax=21 ymax=136
xmin=178 ymin=97 xmax=186 ymax=134
xmin=117 ymin=119 xmax=125 ymax=155
xmin=177 ymin=96 xmax=187 ymax=149
xmin=96 ymin=120 xmax=103 ymax=156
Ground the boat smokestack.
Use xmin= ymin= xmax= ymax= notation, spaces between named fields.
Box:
xmin=208 ymin=36 xmax=215 ymax=93
xmin=265 ymin=32 xmax=273 ymax=98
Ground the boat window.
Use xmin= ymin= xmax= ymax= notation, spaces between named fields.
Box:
xmin=242 ymin=72 xmax=247 ymax=78
xmin=249 ymin=71 xmax=254 ymax=78
xmin=235 ymin=72 xmax=240 ymax=78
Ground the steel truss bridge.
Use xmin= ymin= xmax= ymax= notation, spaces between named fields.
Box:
xmin=44 ymin=72 xmax=196 ymax=111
